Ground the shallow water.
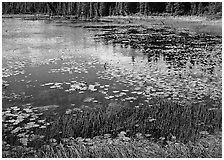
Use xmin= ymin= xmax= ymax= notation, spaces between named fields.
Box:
xmin=2 ymin=19 xmax=148 ymax=110
xmin=2 ymin=19 xmax=222 ymax=113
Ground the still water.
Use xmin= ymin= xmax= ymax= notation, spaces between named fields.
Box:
xmin=2 ymin=19 xmax=221 ymax=112
xmin=2 ymin=19 xmax=149 ymax=110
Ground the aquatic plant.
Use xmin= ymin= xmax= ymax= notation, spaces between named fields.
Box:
xmin=2 ymin=130 xmax=221 ymax=158
xmin=3 ymin=100 xmax=216 ymax=147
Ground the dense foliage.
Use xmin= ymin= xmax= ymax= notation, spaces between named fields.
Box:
xmin=2 ymin=2 xmax=222 ymax=18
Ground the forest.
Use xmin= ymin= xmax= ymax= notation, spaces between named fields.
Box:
xmin=2 ymin=2 xmax=222 ymax=19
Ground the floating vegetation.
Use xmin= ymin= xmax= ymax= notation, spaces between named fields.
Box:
xmin=83 ymin=97 xmax=95 ymax=103
xmin=2 ymin=18 xmax=222 ymax=158
xmin=33 ymin=105 xmax=59 ymax=111
xmin=2 ymin=103 xmax=58 ymax=148
xmin=93 ymin=25 xmax=222 ymax=106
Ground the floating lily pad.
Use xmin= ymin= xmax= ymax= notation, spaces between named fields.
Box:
xmin=19 ymin=137 xmax=28 ymax=146
xmin=83 ymin=97 xmax=95 ymax=102
xmin=11 ymin=127 xmax=21 ymax=134
xmin=33 ymin=105 xmax=59 ymax=111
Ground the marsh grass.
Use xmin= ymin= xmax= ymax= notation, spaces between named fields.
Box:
xmin=2 ymin=99 xmax=222 ymax=158
xmin=3 ymin=131 xmax=221 ymax=158
xmin=107 ymin=15 xmax=222 ymax=36
xmin=32 ymin=99 xmax=221 ymax=145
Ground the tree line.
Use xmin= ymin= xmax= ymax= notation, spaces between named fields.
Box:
xmin=2 ymin=2 xmax=222 ymax=18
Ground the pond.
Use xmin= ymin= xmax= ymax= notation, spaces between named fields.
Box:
xmin=2 ymin=18 xmax=222 ymax=148
xmin=2 ymin=18 xmax=222 ymax=114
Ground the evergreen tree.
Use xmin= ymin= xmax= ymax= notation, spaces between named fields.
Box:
xmin=89 ymin=2 xmax=93 ymax=18
xmin=197 ymin=2 xmax=203 ymax=15
xmin=190 ymin=2 xmax=198 ymax=15
xmin=166 ymin=2 xmax=171 ymax=13
xmin=173 ymin=2 xmax=185 ymax=15
xmin=139 ymin=2 xmax=144 ymax=14
xmin=126 ymin=2 xmax=138 ymax=14
xmin=2 ymin=2 xmax=222 ymax=18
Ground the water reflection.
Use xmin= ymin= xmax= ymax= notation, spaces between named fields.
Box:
xmin=2 ymin=19 xmax=222 ymax=112
xmin=83 ymin=34 xmax=87 ymax=49
xmin=131 ymin=48 xmax=135 ymax=63
xmin=3 ymin=19 xmax=148 ymax=109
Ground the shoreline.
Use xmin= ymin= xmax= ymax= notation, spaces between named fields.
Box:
xmin=3 ymin=14 xmax=222 ymax=36
xmin=106 ymin=15 xmax=222 ymax=36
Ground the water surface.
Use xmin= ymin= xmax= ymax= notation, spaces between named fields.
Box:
xmin=2 ymin=19 xmax=221 ymax=113
xmin=3 ymin=19 xmax=148 ymax=111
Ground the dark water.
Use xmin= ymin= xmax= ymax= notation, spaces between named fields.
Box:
xmin=2 ymin=19 xmax=222 ymax=113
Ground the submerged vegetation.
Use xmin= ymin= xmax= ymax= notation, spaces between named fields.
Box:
xmin=2 ymin=2 xmax=222 ymax=158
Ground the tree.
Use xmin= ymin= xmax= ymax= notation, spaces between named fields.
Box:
xmin=47 ymin=2 xmax=57 ymax=15
xmin=139 ymin=2 xmax=144 ymax=14
xmin=166 ymin=2 xmax=172 ymax=13
xmin=2 ymin=2 xmax=222 ymax=19
xmin=197 ymin=2 xmax=203 ymax=15
xmin=173 ymin=3 xmax=185 ymax=15
xmin=126 ymin=2 xmax=138 ymax=14
xmin=190 ymin=2 xmax=198 ymax=15
xmin=208 ymin=2 xmax=222 ymax=14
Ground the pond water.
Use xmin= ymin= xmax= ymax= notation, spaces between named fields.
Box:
xmin=2 ymin=19 xmax=148 ymax=111
xmin=2 ymin=19 xmax=222 ymax=114
xmin=2 ymin=19 xmax=222 ymax=147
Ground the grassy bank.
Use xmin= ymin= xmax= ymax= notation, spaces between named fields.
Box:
xmin=2 ymin=100 xmax=222 ymax=158
xmin=2 ymin=131 xmax=222 ymax=158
